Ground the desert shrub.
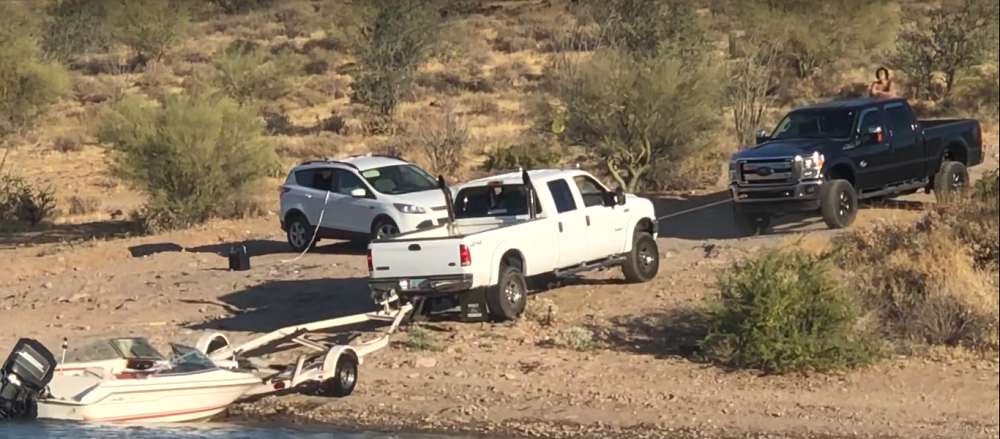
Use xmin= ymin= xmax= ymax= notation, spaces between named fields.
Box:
xmin=894 ymin=0 xmax=999 ymax=101
xmin=0 ymin=6 xmax=71 ymax=140
xmin=212 ymin=41 xmax=302 ymax=106
xmin=483 ymin=142 xmax=561 ymax=172
xmin=66 ymin=195 xmax=101 ymax=215
xmin=731 ymin=0 xmax=898 ymax=79
xmin=700 ymin=249 xmax=881 ymax=373
xmin=41 ymin=0 xmax=116 ymax=61
xmin=210 ymin=0 xmax=275 ymax=15
xmin=548 ymin=49 xmax=724 ymax=192
xmin=0 ymin=174 xmax=57 ymax=226
xmin=95 ymin=93 xmax=278 ymax=233
xmin=832 ymin=218 xmax=997 ymax=350
xmin=412 ymin=107 xmax=471 ymax=176
xmin=113 ymin=0 xmax=190 ymax=63
xmin=340 ymin=0 xmax=447 ymax=131
xmin=726 ymin=31 xmax=783 ymax=147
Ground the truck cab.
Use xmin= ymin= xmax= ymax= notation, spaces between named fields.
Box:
xmin=730 ymin=97 xmax=983 ymax=235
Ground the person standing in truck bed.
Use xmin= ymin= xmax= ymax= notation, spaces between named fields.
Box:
xmin=869 ymin=67 xmax=898 ymax=97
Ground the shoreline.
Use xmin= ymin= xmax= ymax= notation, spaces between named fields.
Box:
xmin=224 ymin=398 xmax=914 ymax=439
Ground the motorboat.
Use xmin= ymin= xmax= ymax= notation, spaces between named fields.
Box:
xmin=38 ymin=337 xmax=261 ymax=423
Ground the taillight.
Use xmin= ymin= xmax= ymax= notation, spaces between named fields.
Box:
xmin=973 ymin=125 xmax=981 ymax=146
xmin=366 ymin=249 xmax=373 ymax=272
xmin=459 ymin=244 xmax=471 ymax=266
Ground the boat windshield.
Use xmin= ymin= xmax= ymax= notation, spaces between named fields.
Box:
xmin=63 ymin=338 xmax=166 ymax=363
xmin=156 ymin=343 xmax=219 ymax=375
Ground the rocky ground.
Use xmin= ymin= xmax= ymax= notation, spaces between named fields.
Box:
xmin=2 ymin=152 xmax=997 ymax=438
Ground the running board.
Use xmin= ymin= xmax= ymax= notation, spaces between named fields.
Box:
xmin=858 ymin=179 xmax=929 ymax=200
xmin=554 ymin=256 xmax=627 ymax=278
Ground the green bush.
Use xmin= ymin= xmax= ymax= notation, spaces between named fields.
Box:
xmin=0 ymin=5 xmax=70 ymax=139
xmin=700 ymin=249 xmax=881 ymax=373
xmin=95 ymin=93 xmax=278 ymax=233
xmin=213 ymin=41 xmax=302 ymax=106
xmin=210 ymin=0 xmax=275 ymax=15
xmin=112 ymin=0 xmax=190 ymax=62
xmin=483 ymin=142 xmax=561 ymax=172
xmin=41 ymin=0 xmax=116 ymax=61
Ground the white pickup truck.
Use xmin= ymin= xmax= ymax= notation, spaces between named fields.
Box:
xmin=366 ymin=169 xmax=659 ymax=322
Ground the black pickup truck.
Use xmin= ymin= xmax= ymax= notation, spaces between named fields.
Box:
xmin=729 ymin=97 xmax=984 ymax=235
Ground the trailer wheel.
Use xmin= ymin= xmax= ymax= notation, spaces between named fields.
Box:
xmin=486 ymin=265 xmax=528 ymax=322
xmin=320 ymin=354 xmax=358 ymax=397
xmin=195 ymin=332 xmax=231 ymax=356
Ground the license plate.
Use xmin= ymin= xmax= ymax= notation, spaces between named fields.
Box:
xmin=398 ymin=279 xmax=424 ymax=290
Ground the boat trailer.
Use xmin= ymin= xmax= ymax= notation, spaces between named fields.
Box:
xmin=195 ymin=293 xmax=412 ymax=398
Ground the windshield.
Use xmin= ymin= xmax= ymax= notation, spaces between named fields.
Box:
xmin=157 ymin=344 xmax=219 ymax=375
xmin=454 ymin=184 xmax=542 ymax=219
xmin=770 ymin=109 xmax=856 ymax=140
xmin=63 ymin=338 xmax=166 ymax=363
xmin=360 ymin=164 xmax=438 ymax=195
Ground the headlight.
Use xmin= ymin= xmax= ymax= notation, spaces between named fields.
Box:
xmin=728 ymin=162 xmax=738 ymax=182
xmin=795 ymin=152 xmax=824 ymax=179
xmin=393 ymin=203 xmax=426 ymax=214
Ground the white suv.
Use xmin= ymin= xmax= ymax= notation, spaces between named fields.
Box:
xmin=279 ymin=155 xmax=451 ymax=252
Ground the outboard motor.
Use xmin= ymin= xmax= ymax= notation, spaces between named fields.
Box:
xmin=1 ymin=338 xmax=56 ymax=420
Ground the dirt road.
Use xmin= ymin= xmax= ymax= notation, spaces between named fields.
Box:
xmin=2 ymin=156 xmax=997 ymax=438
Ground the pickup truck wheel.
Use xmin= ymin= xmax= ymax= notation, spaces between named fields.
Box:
xmin=933 ymin=161 xmax=968 ymax=204
xmin=486 ymin=266 xmax=527 ymax=321
xmin=286 ymin=215 xmax=317 ymax=252
xmin=732 ymin=204 xmax=770 ymax=237
xmin=819 ymin=179 xmax=857 ymax=229
xmin=371 ymin=218 xmax=400 ymax=240
xmin=622 ymin=232 xmax=659 ymax=283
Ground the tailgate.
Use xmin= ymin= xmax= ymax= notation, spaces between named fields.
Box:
xmin=369 ymin=238 xmax=465 ymax=279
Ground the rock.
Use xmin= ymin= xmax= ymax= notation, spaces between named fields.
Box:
xmin=42 ymin=282 xmax=53 ymax=289
xmin=413 ymin=357 xmax=438 ymax=368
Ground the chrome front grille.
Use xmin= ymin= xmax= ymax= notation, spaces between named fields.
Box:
xmin=737 ymin=158 xmax=796 ymax=185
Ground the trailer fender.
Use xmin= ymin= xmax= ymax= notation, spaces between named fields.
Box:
xmin=322 ymin=346 xmax=360 ymax=379
xmin=196 ymin=332 xmax=232 ymax=358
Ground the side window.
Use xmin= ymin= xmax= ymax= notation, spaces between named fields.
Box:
xmin=884 ymin=106 xmax=915 ymax=137
xmin=573 ymin=176 xmax=606 ymax=208
xmin=297 ymin=168 xmax=333 ymax=191
xmin=858 ymin=111 xmax=884 ymax=142
xmin=546 ymin=179 xmax=577 ymax=214
xmin=332 ymin=169 xmax=366 ymax=196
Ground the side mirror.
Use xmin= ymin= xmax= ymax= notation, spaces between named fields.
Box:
xmin=865 ymin=126 xmax=884 ymax=144
xmin=755 ymin=129 xmax=769 ymax=145
xmin=615 ymin=187 xmax=626 ymax=205
xmin=350 ymin=188 xmax=366 ymax=198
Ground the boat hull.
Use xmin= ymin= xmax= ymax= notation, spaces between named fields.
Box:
xmin=36 ymin=374 xmax=260 ymax=423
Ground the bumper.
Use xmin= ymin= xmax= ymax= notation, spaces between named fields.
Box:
xmin=369 ymin=274 xmax=474 ymax=299
xmin=730 ymin=180 xmax=823 ymax=214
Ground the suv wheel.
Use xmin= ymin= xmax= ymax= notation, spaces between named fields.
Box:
xmin=933 ymin=161 xmax=968 ymax=204
xmin=371 ymin=218 xmax=400 ymax=240
xmin=732 ymin=203 xmax=770 ymax=237
xmin=286 ymin=215 xmax=316 ymax=252
xmin=819 ymin=179 xmax=857 ymax=229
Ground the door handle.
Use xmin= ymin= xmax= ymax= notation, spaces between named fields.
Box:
xmin=408 ymin=244 xmax=420 ymax=251
xmin=558 ymin=222 xmax=563 ymax=233
xmin=585 ymin=215 xmax=590 ymax=226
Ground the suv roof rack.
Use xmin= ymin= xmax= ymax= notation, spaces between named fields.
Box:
xmin=297 ymin=153 xmax=407 ymax=169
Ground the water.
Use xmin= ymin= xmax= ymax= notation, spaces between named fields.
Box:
xmin=0 ymin=421 xmax=466 ymax=439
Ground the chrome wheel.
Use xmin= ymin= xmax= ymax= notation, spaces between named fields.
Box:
xmin=504 ymin=278 xmax=523 ymax=304
xmin=838 ymin=191 xmax=852 ymax=218
xmin=288 ymin=221 xmax=308 ymax=249
xmin=338 ymin=365 xmax=356 ymax=388
xmin=375 ymin=223 xmax=399 ymax=239
xmin=951 ymin=171 xmax=965 ymax=189
xmin=637 ymin=242 xmax=656 ymax=273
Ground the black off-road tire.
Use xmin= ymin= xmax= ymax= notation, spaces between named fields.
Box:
xmin=731 ymin=203 xmax=771 ymax=237
xmin=622 ymin=232 xmax=659 ymax=283
xmin=819 ymin=179 xmax=858 ymax=229
xmin=933 ymin=161 xmax=969 ymax=204
xmin=320 ymin=354 xmax=358 ymax=397
xmin=486 ymin=265 xmax=528 ymax=322
xmin=286 ymin=214 xmax=317 ymax=253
